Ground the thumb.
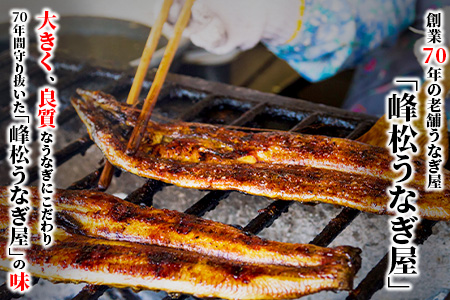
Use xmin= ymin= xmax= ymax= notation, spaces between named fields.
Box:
xmin=185 ymin=1 xmax=229 ymax=54
xmin=190 ymin=17 xmax=228 ymax=54
xmin=161 ymin=0 xmax=206 ymax=39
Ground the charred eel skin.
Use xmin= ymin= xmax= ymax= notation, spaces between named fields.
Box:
xmin=72 ymin=90 xmax=450 ymax=221
xmin=0 ymin=187 xmax=358 ymax=269
xmin=0 ymin=187 xmax=360 ymax=299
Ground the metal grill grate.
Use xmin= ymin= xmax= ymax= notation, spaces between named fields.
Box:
xmin=0 ymin=50 xmax=448 ymax=300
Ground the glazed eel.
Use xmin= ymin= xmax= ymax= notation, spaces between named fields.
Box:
xmin=72 ymin=90 xmax=450 ymax=221
xmin=0 ymin=187 xmax=360 ymax=299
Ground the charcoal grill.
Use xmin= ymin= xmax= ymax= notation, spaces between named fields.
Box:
xmin=0 ymin=49 xmax=449 ymax=300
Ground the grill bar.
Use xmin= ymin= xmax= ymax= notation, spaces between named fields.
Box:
xmin=445 ymin=290 xmax=450 ymax=300
xmin=156 ymin=83 xmax=275 ymax=300
xmin=184 ymin=191 xmax=231 ymax=216
xmin=68 ymin=175 xmax=170 ymax=300
xmin=346 ymin=139 xmax=449 ymax=300
xmin=308 ymin=121 xmax=379 ymax=247
xmin=31 ymin=65 xmax=94 ymax=104
xmin=60 ymin=165 xmax=111 ymax=300
xmin=0 ymin=283 xmax=22 ymax=300
xmin=236 ymin=117 xmax=319 ymax=235
xmin=0 ymin=107 xmax=72 ymax=162
xmin=346 ymin=121 xmax=376 ymax=140
xmin=0 ymin=104 xmax=80 ymax=162
xmin=125 ymin=179 xmax=167 ymax=207
xmin=102 ymin=74 xmax=131 ymax=96
xmin=230 ymin=102 xmax=266 ymax=126
xmin=157 ymin=106 xmax=371 ymax=300
xmin=26 ymin=135 xmax=94 ymax=185
xmin=67 ymin=166 xmax=104 ymax=191
xmin=0 ymin=276 xmax=40 ymax=300
xmin=0 ymin=160 xmax=109 ymax=299
xmin=71 ymin=285 xmax=109 ymax=300
xmin=310 ymin=208 xmax=360 ymax=247
xmin=66 ymin=101 xmax=247 ymax=300
xmin=110 ymin=288 xmax=143 ymax=300
xmin=155 ymin=106 xmax=377 ymax=300
xmin=172 ymin=96 xmax=270 ymax=220
xmin=242 ymin=119 xmax=373 ymax=241
xmin=289 ymin=113 xmax=320 ymax=132
xmin=243 ymin=200 xmax=293 ymax=235
xmin=0 ymin=64 xmax=42 ymax=96
xmin=0 ymin=65 xmax=92 ymax=123
xmin=177 ymin=95 xmax=215 ymax=121
xmin=347 ymin=220 xmax=437 ymax=300
xmin=56 ymin=106 xmax=77 ymax=125
xmin=0 ymin=65 xmax=99 ymax=163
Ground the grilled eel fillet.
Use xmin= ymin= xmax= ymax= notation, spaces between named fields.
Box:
xmin=72 ymin=90 xmax=450 ymax=221
xmin=0 ymin=187 xmax=361 ymax=299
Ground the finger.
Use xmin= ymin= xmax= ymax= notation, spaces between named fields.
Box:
xmin=190 ymin=17 xmax=228 ymax=54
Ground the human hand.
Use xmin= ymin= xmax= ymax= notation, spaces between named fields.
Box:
xmin=154 ymin=0 xmax=302 ymax=54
